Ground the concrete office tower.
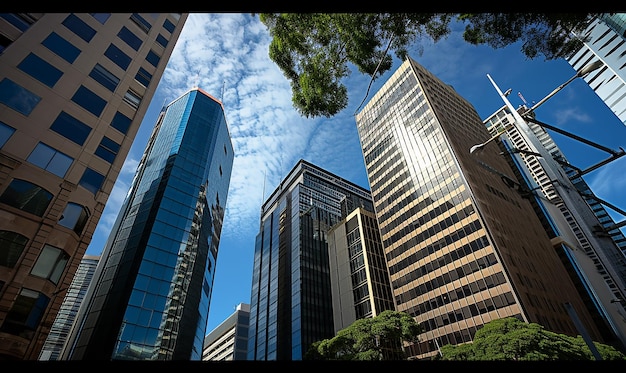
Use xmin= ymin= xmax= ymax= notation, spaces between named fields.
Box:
xmin=202 ymin=303 xmax=250 ymax=361
xmin=483 ymin=105 xmax=626 ymax=350
xmin=0 ymin=13 xmax=187 ymax=360
xmin=62 ymin=87 xmax=234 ymax=360
xmin=355 ymin=57 xmax=603 ymax=360
xmin=568 ymin=13 xmax=626 ymax=126
xmin=327 ymin=207 xmax=395 ymax=333
xmin=39 ymin=254 xmax=99 ymax=360
xmin=247 ymin=159 xmax=375 ymax=361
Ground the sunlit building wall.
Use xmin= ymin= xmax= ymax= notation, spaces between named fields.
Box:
xmin=202 ymin=302 xmax=249 ymax=361
xmin=0 ymin=13 xmax=187 ymax=360
xmin=355 ymin=57 xmax=604 ymax=360
xmin=327 ymin=207 xmax=396 ymax=333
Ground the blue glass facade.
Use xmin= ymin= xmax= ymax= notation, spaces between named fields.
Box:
xmin=65 ymin=88 xmax=233 ymax=360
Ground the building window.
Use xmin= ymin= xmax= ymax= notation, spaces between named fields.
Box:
xmin=27 ymin=142 xmax=73 ymax=178
xmin=0 ymin=78 xmax=41 ymax=115
xmin=0 ymin=230 xmax=29 ymax=268
xmin=163 ymin=18 xmax=175 ymax=33
xmin=0 ymin=33 xmax=11 ymax=54
xmin=123 ymin=89 xmax=142 ymax=110
xmin=41 ymin=32 xmax=81 ymax=63
xmin=17 ymin=53 xmax=63 ymax=88
xmin=155 ymin=34 xmax=168 ymax=48
xmin=50 ymin=111 xmax=92 ymax=146
xmin=0 ymin=121 xmax=15 ymax=148
xmin=110 ymin=111 xmax=132 ymax=134
xmin=0 ymin=13 xmax=36 ymax=32
xmin=62 ymin=14 xmax=96 ymax=43
xmin=30 ymin=244 xmax=69 ymax=285
xmin=90 ymin=13 xmax=110 ymax=24
xmin=89 ymin=63 xmax=120 ymax=92
xmin=145 ymin=50 xmax=160 ymax=67
xmin=134 ymin=67 xmax=152 ymax=87
xmin=104 ymin=43 xmax=131 ymax=70
xmin=130 ymin=13 xmax=151 ymax=33
xmin=71 ymin=85 xmax=107 ymax=117
xmin=117 ymin=26 xmax=142 ymax=51
xmin=0 ymin=288 xmax=49 ymax=339
xmin=95 ymin=136 xmax=120 ymax=163
xmin=0 ymin=179 xmax=52 ymax=217
xmin=79 ymin=167 xmax=105 ymax=194
xmin=58 ymin=202 xmax=89 ymax=235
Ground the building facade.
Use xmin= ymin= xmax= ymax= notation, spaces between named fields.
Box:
xmin=202 ymin=302 xmax=250 ymax=361
xmin=327 ymin=207 xmax=395 ymax=333
xmin=61 ymin=87 xmax=233 ymax=360
xmin=0 ymin=13 xmax=187 ymax=360
xmin=568 ymin=13 xmax=626 ymax=126
xmin=355 ymin=57 xmax=604 ymax=360
xmin=38 ymin=254 xmax=99 ymax=360
xmin=247 ymin=159 xmax=374 ymax=360
xmin=483 ymin=104 xmax=626 ymax=350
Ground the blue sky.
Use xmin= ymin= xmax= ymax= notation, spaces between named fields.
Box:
xmin=84 ymin=13 xmax=626 ymax=333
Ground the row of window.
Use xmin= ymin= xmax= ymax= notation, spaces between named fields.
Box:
xmin=1 ymin=121 xmax=109 ymax=189
xmin=0 ymin=231 xmax=72 ymax=340
xmin=0 ymin=178 xmax=91 ymax=231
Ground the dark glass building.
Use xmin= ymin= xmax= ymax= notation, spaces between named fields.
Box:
xmin=247 ymin=159 xmax=374 ymax=360
xmin=62 ymin=87 xmax=233 ymax=360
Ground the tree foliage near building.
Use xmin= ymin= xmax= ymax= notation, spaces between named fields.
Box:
xmin=259 ymin=13 xmax=599 ymax=118
xmin=304 ymin=310 xmax=423 ymax=360
xmin=436 ymin=317 xmax=626 ymax=361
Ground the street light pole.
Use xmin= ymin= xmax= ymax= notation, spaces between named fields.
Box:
xmin=482 ymin=62 xmax=626 ymax=352
xmin=527 ymin=60 xmax=603 ymax=113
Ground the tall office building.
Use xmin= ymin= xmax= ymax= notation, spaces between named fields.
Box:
xmin=484 ymin=104 xmax=626 ymax=349
xmin=202 ymin=302 xmax=250 ymax=361
xmin=355 ymin=57 xmax=604 ymax=360
xmin=327 ymin=207 xmax=395 ymax=333
xmin=247 ymin=159 xmax=374 ymax=361
xmin=61 ymin=87 xmax=234 ymax=360
xmin=568 ymin=13 xmax=626 ymax=126
xmin=38 ymin=254 xmax=99 ymax=360
xmin=0 ymin=13 xmax=187 ymax=360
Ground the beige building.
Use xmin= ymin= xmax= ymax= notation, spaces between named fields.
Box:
xmin=202 ymin=303 xmax=250 ymax=361
xmin=355 ymin=57 xmax=604 ymax=359
xmin=0 ymin=13 xmax=187 ymax=360
xmin=327 ymin=207 xmax=395 ymax=333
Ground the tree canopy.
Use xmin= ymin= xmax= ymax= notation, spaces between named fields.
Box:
xmin=259 ymin=13 xmax=599 ymax=118
xmin=304 ymin=310 xmax=423 ymax=360
xmin=436 ymin=317 xmax=626 ymax=361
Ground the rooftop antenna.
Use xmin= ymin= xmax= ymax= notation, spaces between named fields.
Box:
xmin=518 ymin=91 xmax=528 ymax=106
xmin=261 ymin=169 xmax=266 ymax=204
xmin=192 ymin=71 xmax=200 ymax=89
xmin=220 ymin=80 xmax=225 ymax=101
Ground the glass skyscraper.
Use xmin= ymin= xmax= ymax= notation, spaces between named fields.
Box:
xmin=355 ymin=57 xmax=604 ymax=360
xmin=247 ymin=159 xmax=374 ymax=360
xmin=62 ymin=87 xmax=233 ymax=360
xmin=0 ymin=13 xmax=187 ymax=360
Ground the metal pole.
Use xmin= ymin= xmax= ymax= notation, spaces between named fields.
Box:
xmin=564 ymin=302 xmax=603 ymax=360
